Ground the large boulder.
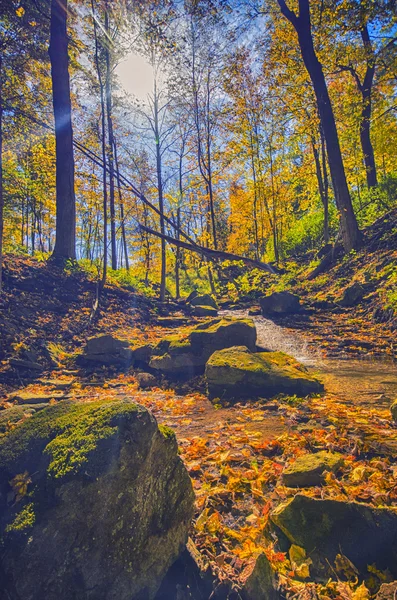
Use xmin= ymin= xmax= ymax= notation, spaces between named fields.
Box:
xmin=149 ymin=318 xmax=256 ymax=378
xmin=193 ymin=305 xmax=218 ymax=317
xmin=189 ymin=294 xmax=218 ymax=309
xmin=282 ymin=451 xmax=344 ymax=487
xmin=0 ymin=399 xmax=194 ymax=600
xmin=339 ymin=282 xmax=365 ymax=307
xmin=79 ymin=334 xmax=132 ymax=367
xmin=271 ymin=494 xmax=397 ymax=578
xmin=205 ymin=346 xmax=323 ymax=400
xmin=260 ymin=292 xmax=301 ymax=316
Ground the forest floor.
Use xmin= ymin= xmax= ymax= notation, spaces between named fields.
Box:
xmin=1 ymin=211 xmax=397 ymax=598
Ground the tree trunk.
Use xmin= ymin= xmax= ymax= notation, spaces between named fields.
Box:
xmin=113 ymin=139 xmax=129 ymax=271
xmin=49 ymin=0 xmax=76 ymax=262
xmin=91 ymin=0 xmax=107 ymax=288
xmin=311 ymin=131 xmax=329 ymax=244
xmin=360 ymin=27 xmax=377 ymax=188
xmin=104 ymin=3 xmax=117 ymax=270
xmin=153 ymin=81 xmax=166 ymax=302
xmin=277 ymin=0 xmax=361 ymax=251
xmin=0 ymin=55 xmax=3 ymax=292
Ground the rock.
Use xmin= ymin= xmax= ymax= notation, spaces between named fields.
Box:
xmin=248 ymin=306 xmax=262 ymax=316
xmin=185 ymin=290 xmax=198 ymax=303
xmin=193 ymin=305 xmax=218 ymax=317
xmin=271 ymin=494 xmax=397 ymax=578
xmin=136 ymin=372 xmax=157 ymax=389
xmin=376 ymin=582 xmax=397 ymax=600
xmin=260 ymin=291 xmax=301 ymax=316
xmin=37 ymin=379 xmax=74 ymax=390
xmin=190 ymin=294 xmax=218 ymax=309
xmin=9 ymin=391 xmax=69 ymax=405
xmin=282 ymin=451 xmax=344 ymax=487
xmin=241 ymin=553 xmax=278 ymax=600
xmin=391 ymin=400 xmax=397 ymax=421
xmin=80 ymin=334 xmax=132 ymax=367
xmin=0 ymin=399 xmax=194 ymax=600
xmin=131 ymin=343 xmax=154 ymax=365
xmin=339 ymin=282 xmax=365 ymax=307
xmin=155 ymin=316 xmax=190 ymax=327
xmin=0 ymin=405 xmax=49 ymax=433
xmin=156 ymin=538 xmax=213 ymax=600
xmin=205 ymin=346 xmax=323 ymax=400
xmin=149 ymin=318 xmax=257 ymax=378
xmin=9 ymin=358 xmax=43 ymax=371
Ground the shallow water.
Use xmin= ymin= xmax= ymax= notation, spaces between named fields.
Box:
xmin=220 ymin=309 xmax=397 ymax=407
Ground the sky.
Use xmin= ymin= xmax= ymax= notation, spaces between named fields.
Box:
xmin=116 ymin=52 xmax=154 ymax=102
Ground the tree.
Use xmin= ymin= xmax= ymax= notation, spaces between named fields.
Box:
xmin=48 ymin=0 xmax=76 ymax=262
xmin=277 ymin=0 xmax=362 ymax=251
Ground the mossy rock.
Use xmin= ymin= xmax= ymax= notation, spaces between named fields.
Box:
xmin=260 ymin=291 xmax=301 ymax=316
xmin=0 ymin=405 xmax=49 ymax=434
xmin=241 ymin=553 xmax=279 ymax=600
xmin=271 ymin=494 xmax=397 ymax=578
xmin=282 ymin=451 xmax=343 ymax=487
xmin=190 ymin=294 xmax=218 ymax=309
xmin=79 ymin=334 xmax=133 ymax=367
xmin=193 ymin=305 xmax=218 ymax=317
xmin=205 ymin=346 xmax=323 ymax=400
xmin=149 ymin=318 xmax=257 ymax=378
xmin=0 ymin=399 xmax=194 ymax=600
xmin=339 ymin=282 xmax=365 ymax=307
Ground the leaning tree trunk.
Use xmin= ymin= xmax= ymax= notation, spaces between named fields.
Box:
xmin=49 ymin=0 xmax=76 ymax=262
xmin=277 ymin=0 xmax=361 ymax=252
xmin=0 ymin=55 xmax=3 ymax=292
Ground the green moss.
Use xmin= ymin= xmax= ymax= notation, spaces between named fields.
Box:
xmin=6 ymin=503 xmax=36 ymax=532
xmin=0 ymin=400 xmax=142 ymax=479
xmin=158 ymin=425 xmax=176 ymax=441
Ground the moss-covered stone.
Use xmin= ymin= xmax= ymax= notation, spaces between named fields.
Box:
xmin=0 ymin=399 xmax=194 ymax=600
xmin=271 ymin=494 xmax=397 ymax=578
xmin=260 ymin=291 xmax=301 ymax=316
xmin=282 ymin=451 xmax=344 ymax=487
xmin=190 ymin=294 xmax=218 ymax=309
xmin=193 ymin=305 xmax=218 ymax=317
xmin=205 ymin=346 xmax=323 ymax=400
xmin=79 ymin=334 xmax=133 ymax=367
xmin=241 ymin=553 xmax=279 ymax=600
xmin=149 ymin=318 xmax=257 ymax=378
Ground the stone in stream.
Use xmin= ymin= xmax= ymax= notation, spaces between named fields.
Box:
xmin=260 ymin=291 xmax=301 ymax=316
xmin=149 ymin=318 xmax=256 ymax=378
xmin=281 ymin=451 xmax=344 ymax=487
xmin=205 ymin=346 xmax=323 ymax=400
xmin=0 ymin=399 xmax=194 ymax=600
xmin=192 ymin=305 xmax=218 ymax=317
xmin=79 ymin=333 xmax=133 ymax=367
xmin=189 ymin=293 xmax=218 ymax=310
xmin=271 ymin=494 xmax=397 ymax=578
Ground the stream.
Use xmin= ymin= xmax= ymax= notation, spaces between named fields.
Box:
xmin=220 ymin=309 xmax=397 ymax=409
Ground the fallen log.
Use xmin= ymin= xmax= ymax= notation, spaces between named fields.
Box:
xmin=140 ymin=225 xmax=278 ymax=274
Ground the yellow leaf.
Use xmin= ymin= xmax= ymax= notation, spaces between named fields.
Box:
xmin=16 ymin=6 xmax=25 ymax=16
xmin=352 ymin=583 xmax=370 ymax=600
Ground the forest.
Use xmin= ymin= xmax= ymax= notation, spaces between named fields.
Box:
xmin=0 ymin=0 xmax=397 ymax=599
